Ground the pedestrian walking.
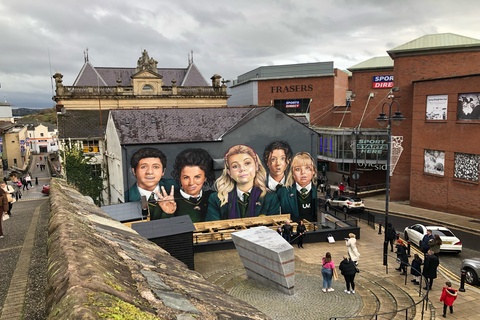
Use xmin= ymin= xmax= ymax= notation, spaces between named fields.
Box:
xmin=339 ymin=255 xmax=357 ymax=294
xmin=282 ymin=220 xmax=293 ymax=243
xmin=386 ymin=223 xmax=397 ymax=252
xmin=439 ymin=281 xmax=458 ymax=317
xmin=1 ymin=181 xmax=15 ymax=217
xmin=321 ymin=252 xmax=336 ymax=292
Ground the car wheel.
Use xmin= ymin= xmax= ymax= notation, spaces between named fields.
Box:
xmin=342 ymin=206 xmax=348 ymax=213
xmin=464 ymin=268 xmax=478 ymax=285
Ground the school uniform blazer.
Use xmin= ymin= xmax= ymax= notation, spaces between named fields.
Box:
xmin=124 ymin=178 xmax=176 ymax=202
xmin=277 ymin=184 xmax=318 ymax=222
xmin=205 ymin=189 xmax=280 ymax=221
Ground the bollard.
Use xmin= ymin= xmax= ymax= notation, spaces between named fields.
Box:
xmin=407 ymin=241 xmax=411 ymax=257
xmin=378 ymin=222 xmax=383 ymax=235
xmin=459 ymin=269 xmax=466 ymax=292
xmin=35 ymin=177 xmax=39 ymax=185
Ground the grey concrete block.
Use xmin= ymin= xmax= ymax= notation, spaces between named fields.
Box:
xmin=231 ymin=226 xmax=295 ymax=295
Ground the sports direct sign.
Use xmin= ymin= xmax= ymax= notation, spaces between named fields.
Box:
xmin=372 ymin=75 xmax=394 ymax=88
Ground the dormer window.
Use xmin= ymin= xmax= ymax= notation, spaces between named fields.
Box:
xmin=142 ymin=84 xmax=153 ymax=92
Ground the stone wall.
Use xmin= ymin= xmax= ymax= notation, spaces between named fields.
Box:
xmin=46 ymin=179 xmax=270 ymax=319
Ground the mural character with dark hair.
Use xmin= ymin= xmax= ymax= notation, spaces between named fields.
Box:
xmin=263 ymin=140 xmax=293 ymax=192
xmin=205 ymin=145 xmax=280 ymax=221
xmin=125 ymin=147 xmax=176 ymax=220
xmin=170 ymin=148 xmax=215 ymax=222
xmin=277 ymin=152 xmax=318 ymax=222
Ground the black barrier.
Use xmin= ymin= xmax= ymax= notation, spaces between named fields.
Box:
xmin=35 ymin=177 xmax=39 ymax=185
xmin=378 ymin=222 xmax=383 ymax=235
xmin=459 ymin=269 xmax=466 ymax=292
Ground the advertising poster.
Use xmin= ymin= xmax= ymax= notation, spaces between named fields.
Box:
xmin=426 ymin=95 xmax=447 ymax=120
xmin=457 ymin=93 xmax=480 ymax=120
xmin=424 ymin=149 xmax=445 ymax=176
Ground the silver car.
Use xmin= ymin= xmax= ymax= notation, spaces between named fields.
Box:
xmin=461 ymin=257 xmax=480 ymax=285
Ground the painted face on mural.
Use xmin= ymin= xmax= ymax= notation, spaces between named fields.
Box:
xmin=267 ymin=149 xmax=288 ymax=181
xmin=227 ymin=153 xmax=257 ymax=190
xmin=180 ymin=165 xmax=206 ymax=197
xmin=133 ymin=157 xmax=165 ymax=191
xmin=292 ymin=164 xmax=314 ymax=188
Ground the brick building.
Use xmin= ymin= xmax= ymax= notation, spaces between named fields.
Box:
xmin=229 ymin=33 xmax=480 ymax=217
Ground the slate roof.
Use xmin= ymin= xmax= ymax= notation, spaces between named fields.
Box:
xmin=388 ymin=33 xmax=480 ymax=58
xmin=348 ymin=56 xmax=394 ymax=71
xmin=58 ymin=110 xmax=110 ymax=139
xmin=0 ymin=121 xmax=15 ymax=133
xmin=73 ymin=61 xmax=209 ymax=87
xmin=110 ymin=107 xmax=268 ymax=145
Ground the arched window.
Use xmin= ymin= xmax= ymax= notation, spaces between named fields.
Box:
xmin=142 ymin=84 xmax=153 ymax=91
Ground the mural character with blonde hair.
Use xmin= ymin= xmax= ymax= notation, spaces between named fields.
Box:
xmin=205 ymin=145 xmax=280 ymax=221
xmin=277 ymin=152 xmax=318 ymax=222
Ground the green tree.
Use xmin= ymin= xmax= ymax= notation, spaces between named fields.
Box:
xmin=60 ymin=144 xmax=104 ymax=205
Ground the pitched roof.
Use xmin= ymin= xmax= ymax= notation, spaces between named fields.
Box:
xmin=58 ymin=110 xmax=110 ymax=139
xmin=73 ymin=62 xmax=209 ymax=87
xmin=110 ymin=107 xmax=269 ymax=144
xmin=388 ymin=33 xmax=480 ymax=58
xmin=348 ymin=56 xmax=394 ymax=71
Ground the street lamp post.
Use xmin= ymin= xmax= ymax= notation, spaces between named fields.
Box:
xmin=376 ymin=96 xmax=405 ymax=267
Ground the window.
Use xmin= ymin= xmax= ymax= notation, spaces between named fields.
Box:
xmin=424 ymin=149 xmax=445 ymax=176
xmin=454 ymin=152 xmax=479 ymax=182
xmin=82 ymin=140 xmax=99 ymax=153
xmin=142 ymin=84 xmax=153 ymax=91
xmin=40 ymin=133 xmax=44 ymax=137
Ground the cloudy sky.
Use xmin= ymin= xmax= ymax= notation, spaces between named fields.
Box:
xmin=1 ymin=0 xmax=479 ymax=109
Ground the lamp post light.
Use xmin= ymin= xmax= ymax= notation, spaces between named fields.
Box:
xmin=376 ymin=97 xmax=405 ymax=267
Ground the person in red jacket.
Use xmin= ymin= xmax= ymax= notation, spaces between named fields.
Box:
xmin=439 ymin=281 xmax=458 ymax=317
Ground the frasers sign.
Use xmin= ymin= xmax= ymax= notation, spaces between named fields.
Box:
xmin=372 ymin=75 xmax=394 ymax=89
xmin=356 ymin=139 xmax=387 ymax=154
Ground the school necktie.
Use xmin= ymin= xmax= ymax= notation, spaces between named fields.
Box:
xmin=243 ymin=192 xmax=250 ymax=203
xmin=300 ymin=188 xmax=307 ymax=195
xmin=189 ymin=197 xmax=199 ymax=203
xmin=148 ymin=192 xmax=156 ymax=204
xmin=276 ymin=184 xmax=283 ymax=191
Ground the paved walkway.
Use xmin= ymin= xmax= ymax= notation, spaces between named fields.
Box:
xmin=195 ymin=197 xmax=480 ymax=319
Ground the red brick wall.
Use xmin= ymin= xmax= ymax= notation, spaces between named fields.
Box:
xmin=390 ymin=51 xmax=480 ymax=202
xmin=410 ymin=76 xmax=480 ymax=218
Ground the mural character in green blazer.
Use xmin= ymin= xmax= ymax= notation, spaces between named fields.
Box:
xmin=170 ymin=148 xmax=215 ymax=223
xmin=205 ymin=144 xmax=280 ymax=221
xmin=277 ymin=152 xmax=318 ymax=222
xmin=124 ymin=147 xmax=176 ymax=220
xmin=263 ymin=140 xmax=293 ymax=192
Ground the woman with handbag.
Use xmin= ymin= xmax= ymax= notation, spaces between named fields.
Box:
xmin=0 ymin=181 xmax=15 ymax=217
xmin=339 ymin=255 xmax=358 ymax=294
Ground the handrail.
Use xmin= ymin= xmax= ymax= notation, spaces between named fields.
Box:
xmin=329 ymin=256 xmax=431 ymax=320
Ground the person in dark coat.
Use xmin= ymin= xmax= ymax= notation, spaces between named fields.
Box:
xmin=339 ymin=255 xmax=357 ymax=294
xmin=420 ymin=229 xmax=434 ymax=257
xmin=296 ymin=219 xmax=307 ymax=248
xmin=386 ymin=223 xmax=397 ymax=252
xmin=410 ymin=253 xmax=423 ymax=285
xmin=282 ymin=220 xmax=293 ymax=243
xmin=395 ymin=239 xmax=409 ymax=275
xmin=422 ymin=249 xmax=440 ymax=290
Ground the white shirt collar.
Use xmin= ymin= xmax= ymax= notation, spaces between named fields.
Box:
xmin=180 ymin=189 xmax=203 ymax=200
xmin=138 ymin=185 xmax=159 ymax=200
xmin=236 ymin=187 xmax=253 ymax=199
xmin=296 ymin=182 xmax=312 ymax=193
xmin=267 ymin=174 xmax=286 ymax=191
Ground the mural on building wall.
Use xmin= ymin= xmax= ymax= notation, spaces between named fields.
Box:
xmin=124 ymin=142 xmax=318 ymax=223
xmin=426 ymin=95 xmax=448 ymax=120
xmin=454 ymin=152 xmax=479 ymax=182
xmin=424 ymin=149 xmax=445 ymax=176
xmin=457 ymin=93 xmax=480 ymax=120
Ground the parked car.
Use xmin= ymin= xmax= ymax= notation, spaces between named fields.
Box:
xmin=41 ymin=185 xmax=50 ymax=195
xmin=325 ymin=196 xmax=365 ymax=213
xmin=403 ymin=224 xmax=462 ymax=253
xmin=461 ymin=257 xmax=480 ymax=285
